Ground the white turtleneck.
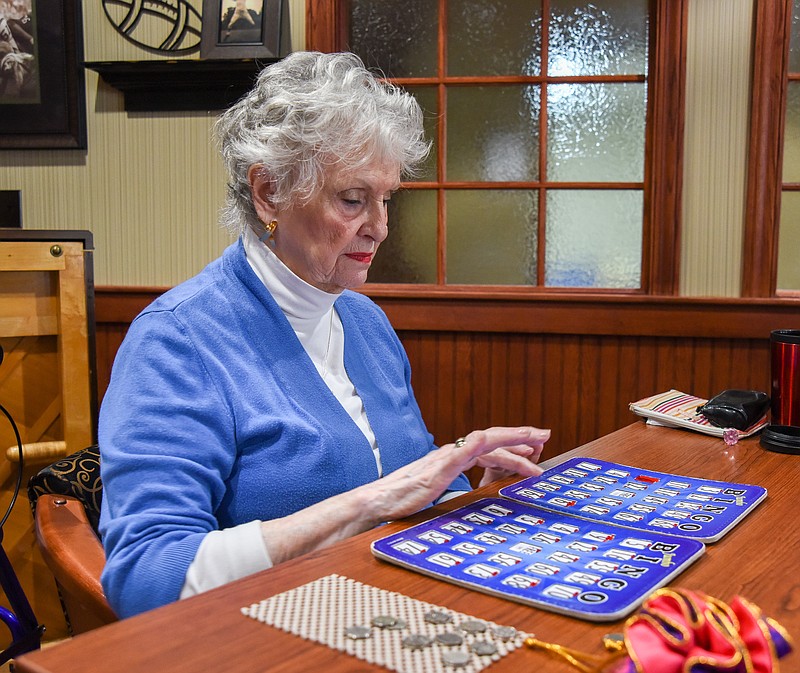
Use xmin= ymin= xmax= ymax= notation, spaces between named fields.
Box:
xmin=180 ymin=227 xmax=382 ymax=598
xmin=242 ymin=226 xmax=383 ymax=468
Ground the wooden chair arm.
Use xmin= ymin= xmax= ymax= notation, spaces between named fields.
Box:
xmin=34 ymin=494 xmax=117 ymax=631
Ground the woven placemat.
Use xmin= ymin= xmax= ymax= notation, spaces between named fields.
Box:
xmin=242 ymin=574 xmax=530 ymax=672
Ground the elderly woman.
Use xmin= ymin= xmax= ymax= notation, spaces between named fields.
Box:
xmin=99 ymin=51 xmax=550 ymax=619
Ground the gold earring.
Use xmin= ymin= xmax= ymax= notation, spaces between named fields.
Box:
xmin=259 ymin=220 xmax=277 ymax=247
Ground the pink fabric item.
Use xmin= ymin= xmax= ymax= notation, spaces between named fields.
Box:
xmin=615 ymin=589 xmax=792 ymax=673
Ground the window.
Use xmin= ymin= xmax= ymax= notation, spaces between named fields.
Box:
xmin=308 ymin=0 xmax=687 ymax=293
xmin=745 ymin=1 xmax=800 ymax=296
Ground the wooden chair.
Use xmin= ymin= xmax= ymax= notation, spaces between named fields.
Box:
xmin=27 ymin=446 xmax=116 ymax=635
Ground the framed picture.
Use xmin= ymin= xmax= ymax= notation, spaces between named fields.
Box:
xmin=0 ymin=0 xmax=86 ymax=150
xmin=200 ymin=0 xmax=281 ymax=60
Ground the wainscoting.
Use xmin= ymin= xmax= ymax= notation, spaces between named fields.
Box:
xmin=397 ymin=330 xmax=770 ymax=460
xmin=95 ymin=288 xmax=800 ymax=460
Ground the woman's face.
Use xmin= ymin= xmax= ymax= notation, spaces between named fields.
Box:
xmin=254 ymin=161 xmax=399 ymax=294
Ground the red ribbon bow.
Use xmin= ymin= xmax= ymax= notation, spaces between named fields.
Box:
xmin=610 ymin=588 xmax=793 ymax=673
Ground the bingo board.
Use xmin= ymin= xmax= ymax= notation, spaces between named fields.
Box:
xmin=499 ymin=458 xmax=767 ymax=543
xmin=372 ymin=497 xmax=705 ymax=622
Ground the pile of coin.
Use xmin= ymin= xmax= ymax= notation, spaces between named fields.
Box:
xmin=343 ymin=609 xmax=518 ymax=668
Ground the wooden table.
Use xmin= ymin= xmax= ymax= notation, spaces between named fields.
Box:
xmin=15 ymin=422 xmax=799 ymax=672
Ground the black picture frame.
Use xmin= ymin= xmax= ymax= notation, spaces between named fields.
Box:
xmin=200 ymin=0 xmax=281 ymax=60
xmin=0 ymin=0 xmax=86 ymax=150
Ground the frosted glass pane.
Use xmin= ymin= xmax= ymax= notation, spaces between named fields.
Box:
xmin=405 ymin=86 xmax=438 ymax=182
xmin=548 ymin=83 xmax=645 ymax=182
xmin=368 ymin=190 xmax=437 ymax=284
xmin=447 ymin=86 xmax=540 ymax=182
xmin=446 ymin=190 xmax=537 ymax=284
xmin=545 ymin=190 xmax=641 ymax=288
xmin=777 ymin=192 xmax=800 ymax=291
xmin=549 ymin=0 xmax=648 ymax=76
xmin=448 ymin=0 xmax=542 ymax=76
xmin=783 ymin=84 xmax=800 ymax=182
xmin=349 ymin=0 xmax=437 ymax=77
xmin=790 ymin=4 xmax=800 ymax=72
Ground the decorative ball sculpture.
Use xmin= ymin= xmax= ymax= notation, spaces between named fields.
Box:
xmin=101 ymin=0 xmax=202 ymax=54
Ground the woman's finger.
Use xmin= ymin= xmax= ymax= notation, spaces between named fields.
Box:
xmin=506 ymin=440 xmax=546 ymax=464
xmin=475 ymin=447 xmax=544 ymax=476
xmin=448 ymin=427 xmax=550 ymax=460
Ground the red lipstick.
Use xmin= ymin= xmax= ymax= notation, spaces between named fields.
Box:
xmin=346 ymin=252 xmax=373 ymax=263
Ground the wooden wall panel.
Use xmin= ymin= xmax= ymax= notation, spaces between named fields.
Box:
xmin=95 ymin=290 xmax=794 ymax=462
xmin=95 ymin=322 xmax=129 ymax=404
xmin=393 ymin=331 xmax=771 ymax=461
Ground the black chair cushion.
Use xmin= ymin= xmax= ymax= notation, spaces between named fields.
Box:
xmin=28 ymin=445 xmax=102 ymax=534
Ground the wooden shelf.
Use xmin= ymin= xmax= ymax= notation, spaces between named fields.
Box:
xmin=85 ymin=59 xmax=278 ymax=112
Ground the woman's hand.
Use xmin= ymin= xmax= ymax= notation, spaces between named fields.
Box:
xmin=468 ymin=428 xmax=549 ymax=487
xmin=261 ymin=426 xmax=549 ymax=566
xmin=367 ymin=425 xmax=550 ymax=523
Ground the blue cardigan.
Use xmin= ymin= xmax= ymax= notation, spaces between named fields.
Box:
xmin=98 ymin=239 xmax=470 ymax=618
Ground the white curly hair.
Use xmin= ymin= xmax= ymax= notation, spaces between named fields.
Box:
xmin=214 ymin=51 xmax=430 ymax=234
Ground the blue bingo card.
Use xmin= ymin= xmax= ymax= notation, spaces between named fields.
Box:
xmin=372 ymin=497 xmax=704 ymax=621
xmin=499 ymin=458 xmax=767 ymax=543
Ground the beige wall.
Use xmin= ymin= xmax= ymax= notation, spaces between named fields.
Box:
xmin=0 ymin=1 xmax=758 ymax=292
xmin=0 ymin=0 xmax=304 ymax=287
xmin=681 ymin=0 xmax=753 ymax=297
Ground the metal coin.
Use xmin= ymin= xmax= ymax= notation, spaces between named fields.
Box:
xmin=344 ymin=625 xmax=372 ymax=640
xmin=470 ymin=640 xmax=498 ymax=656
xmin=441 ymin=650 xmax=472 ymax=667
xmin=387 ymin=617 xmax=407 ymax=630
xmin=435 ymin=631 xmax=464 ymax=647
xmin=371 ymin=615 xmax=398 ymax=629
xmin=424 ymin=609 xmax=454 ymax=625
xmin=402 ymin=634 xmax=434 ymax=650
xmin=460 ymin=619 xmax=487 ymax=634
xmin=492 ymin=625 xmax=517 ymax=640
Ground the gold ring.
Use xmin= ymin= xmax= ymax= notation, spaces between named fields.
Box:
xmin=454 ymin=437 xmax=467 ymax=448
